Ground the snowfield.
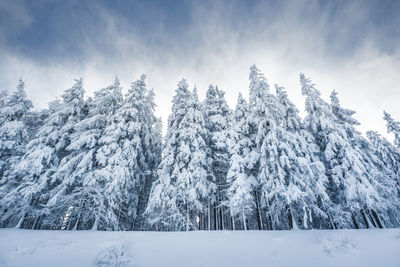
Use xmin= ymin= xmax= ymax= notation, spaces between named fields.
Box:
xmin=0 ymin=229 xmax=399 ymax=267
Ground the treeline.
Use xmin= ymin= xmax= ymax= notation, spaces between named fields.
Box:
xmin=0 ymin=66 xmax=399 ymax=231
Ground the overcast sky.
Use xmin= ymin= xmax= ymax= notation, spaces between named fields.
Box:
xmin=0 ymin=0 xmax=399 ymax=138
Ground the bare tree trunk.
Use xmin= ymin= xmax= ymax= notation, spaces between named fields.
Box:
xmin=254 ymin=190 xmax=263 ymax=230
xmin=242 ymin=208 xmax=247 ymax=231
xmin=208 ymin=200 xmax=211 ymax=231
xmin=214 ymin=203 xmax=217 ymax=230
xmin=221 ymin=205 xmax=225 ymax=230
xmin=186 ymin=203 xmax=189 ymax=232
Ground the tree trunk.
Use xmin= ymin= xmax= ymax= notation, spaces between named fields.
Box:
xmin=208 ymin=200 xmax=211 ymax=231
xmin=15 ymin=213 xmax=25 ymax=229
xmin=231 ymin=211 xmax=235 ymax=231
xmin=370 ymin=209 xmax=383 ymax=228
xmin=186 ymin=203 xmax=189 ymax=232
xmin=242 ymin=208 xmax=247 ymax=231
xmin=254 ymin=190 xmax=263 ymax=230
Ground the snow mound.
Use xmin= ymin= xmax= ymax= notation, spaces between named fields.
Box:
xmin=95 ymin=241 xmax=134 ymax=267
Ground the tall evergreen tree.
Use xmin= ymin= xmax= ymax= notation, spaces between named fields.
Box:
xmin=246 ymin=65 xmax=277 ymax=230
xmin=0 ymin=80 xmax=33 ymax=226
xmin=203 ymin=85 xmax=232 ymax=230
xmin=92 ymin=75 xmax=160 ymax=230
xmin=226 ymin=93 xmax=256 ymax=230
xmin=133 ymin=84 xmax=163 ymax=231
xmin=255 ymin=84 xmax=330 ymax=230
xmin=146 ymin=80 xmax=215 ymax=231
xmin=330 ymin=91 xmax=399 ymax=227
xmin=367 ymin=130 xmax=400 ymax=196
xmin=0 ymin=80 xmax=32 ymax=179
xmin=0 ymin=79 xmax=85 ymax=229
xmin=300 ymin=74 xmax=397 ymax=228
xmin=43 ymin=79 xmax=123 ymax=230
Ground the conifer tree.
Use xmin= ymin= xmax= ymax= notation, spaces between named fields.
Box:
xmin=367 ymin=131 xmax=400 ymax=196
xmin=92 ymin=75 xmax=160 ymax=230
xmin=0 ymin=80 xmax=32 ymax=179
xmin=331 ymin=92 xmax=399 ymax=227
xmin=226 ymin=93 xmax=256 ymax=230
xmin=203 ymin=85 xmax=232 ymax=230
xmin=146 ymin=80 xmax=215 ymax=231
xmin=246 ymin=65 xmax=277 ymax=230
xmin=133 ymin=85 xmax=163 ymax=230
xmin=255 ymin=84 xmax=330 ymax=230
xmin=300 ymin=74 xmax=397 ymax=228
xmin=44 ymin=79 xmax=123 ymax=230
xmin=0 ymin=79 xmax=85 ymax=229
xmin=0 ymin=80 xmax=33 ymax=227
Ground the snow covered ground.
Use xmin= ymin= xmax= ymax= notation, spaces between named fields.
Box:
xmin=0 ymin=229 xmax=399 ymax=267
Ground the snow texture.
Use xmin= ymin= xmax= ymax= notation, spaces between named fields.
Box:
xmin=0 ymin=228 xmax=399 ymax=267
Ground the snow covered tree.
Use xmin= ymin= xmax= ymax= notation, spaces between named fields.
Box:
xmin=246 ymin=65 xmax=278 ymax=230
xmin=43 ymin=79 xmax=123 ymax=230
xmin=0 ymin=80 xmax=32 ymax=179
xmin=226 ymin=93 xmax=256 ymax=230
xmin=0 ymin=80 xmax=33 ymax=226
xmin=203 ymin=85 xmax=232 ymax=230
xmin=255 ymin=84 xmax=330 ymax=230
xmin=383 ymin=111 xmax=400 ymax=148
xmin=133 ymin=85 xmax=163 ymax=231
xmin=0 ymin=79 xmax=85 ymax=229
xmin=146 ymin=80 xmax=215 ymax=231
xmin=88 ymin=75 xmax=161 ymax=231
xmin=330 ymin=91 xmax=399 ymax=227
xmin=300 ymin=74 xmax=398 ymax=229
xmin=367 ymin=131 xmax=400 ymax=196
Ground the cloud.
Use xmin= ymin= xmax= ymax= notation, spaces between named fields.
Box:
xmin=0 ymin=0 xmax=399 ymax=139
xmin=0 ymin=0 xmax=33 ymax=41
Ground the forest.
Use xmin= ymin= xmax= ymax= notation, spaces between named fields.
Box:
xmin=0 ymin=65 xmax=399 ymax=231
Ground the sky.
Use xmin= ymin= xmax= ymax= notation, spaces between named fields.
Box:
xmin=0 ymin=0 xmax=399 ymax=138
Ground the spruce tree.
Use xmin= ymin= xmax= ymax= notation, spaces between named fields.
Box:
xmin=133 ymin=84 xmax=163 ymax=230
xmin=93 ymin=75 xmax=160 ymax=230
xmin=146 ymin=80 xmax=215 ymax=231
xmin=330 ymin=91 xmax=399 ymax=227
xmin=300 ymin=74 xmax=397 ymax=228
xmin=203 ymin=85 xmax=232 ymax=230
xmin=246 ymin=65 xmax=276 ymax=230
xmin=226 ymin=93 xmax=256 ymax=230
xmin=255 ymin=84 xmax=330 ymax=230
xmin=0 ymin=80 xmax=33 ymax=227
xmin=1 ymin=79 xmax=85 ymax=229
xmin=0 ymin=80 xmax=32 ymax=179
xmin=44 ymin=79 xmax=123 ymax=230
xmin=367 ymin=130 xmax=400 ymax=197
